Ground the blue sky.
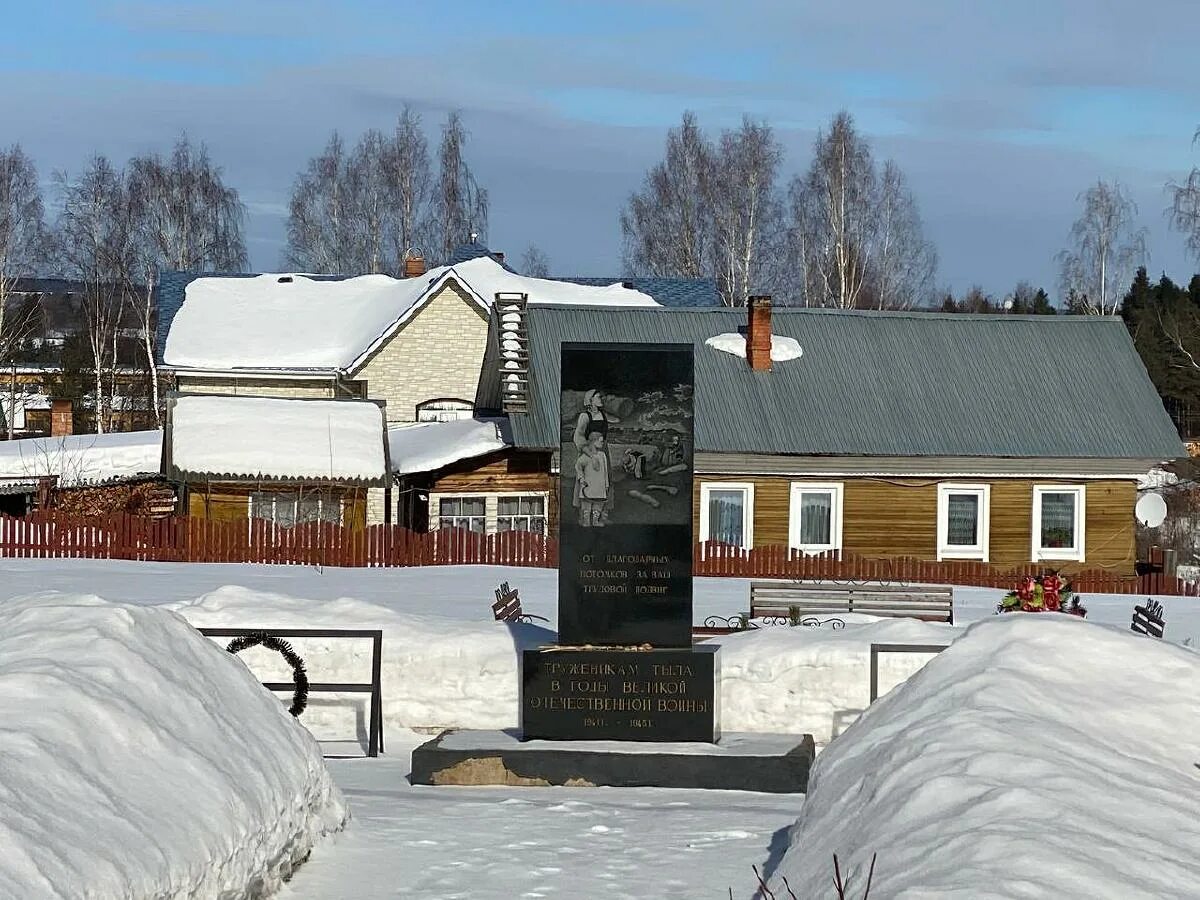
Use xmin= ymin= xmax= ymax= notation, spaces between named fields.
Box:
xmin=3 ymin=0 xmax=1199 ymax=295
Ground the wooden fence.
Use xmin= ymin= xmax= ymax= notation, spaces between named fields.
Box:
xmin=0 ymin=512 xmax=1194 ymax=595
xmin=0 ymin=512 xmax=558 ymax=568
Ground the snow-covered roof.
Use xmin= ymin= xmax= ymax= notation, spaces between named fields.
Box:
xmin=0 ymin=431 xmax=163 ymax=488
xmin=388 ymin=417 xmax=510 ymax=476
xmin=164 ymin=257 xmax=658 ymax=374
xmin=167 ymin=396 xmax=388 ymax=484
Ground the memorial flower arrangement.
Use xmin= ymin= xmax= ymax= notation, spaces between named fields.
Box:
xmin=996 ymin=573 xmax=1087 ymax=617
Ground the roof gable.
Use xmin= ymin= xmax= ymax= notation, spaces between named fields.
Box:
xmin=492 ymin=306 xmax=1185 ymax=461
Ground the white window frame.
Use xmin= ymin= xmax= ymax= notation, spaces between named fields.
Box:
xmin=416 ymin=398 xmax=475 ymax=423
xmin=699 ymin=482 xmax=755 ymax=549
xmin=495 ymin=494 xmax=548 ymax=534
xmin=1032 ymin=485 xmax=1086 ymax=562
xmin=788 ymin=481 xmax=844 ymax=554
xmin=936 ymin=483 xmax=990 ymax=561
xmin=247 ymin=491 xmax=343 ymax=527
xmin=430 ymin=491 xmax=550 ymax=535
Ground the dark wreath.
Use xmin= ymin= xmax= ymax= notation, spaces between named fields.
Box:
xmin=226 ymin=632 xmax=309 ymax=717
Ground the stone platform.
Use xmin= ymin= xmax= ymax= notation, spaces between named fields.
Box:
xmin=409 ymin=729 xmax=815 ymax=793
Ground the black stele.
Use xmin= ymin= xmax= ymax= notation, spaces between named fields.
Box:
xmin=557 ymin=343 xmax=695 ymax=648
xmin=226 ymin=632 xmax=309 ymax=716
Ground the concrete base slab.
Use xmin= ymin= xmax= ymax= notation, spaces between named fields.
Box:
xmin=409 ymin=729 xmax=815 ymax=793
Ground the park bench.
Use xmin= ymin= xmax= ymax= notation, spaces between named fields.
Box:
xmin=1130 ymin=599 xmax=1165 ymax=638
xmin=749 ymin=580 xmax=955 ymax=624
xmin=491 ymin=581 xmax=548 ymax=625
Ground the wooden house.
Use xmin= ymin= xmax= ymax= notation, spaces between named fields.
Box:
xmin=162 ymin=395 xmax=390 ymax=528
xmin=468 ymin=299 xmax=1185 ymax=574
xmin=156 ymin=242 xmax=716 ymax=524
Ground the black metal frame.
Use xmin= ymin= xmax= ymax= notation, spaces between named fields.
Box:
xmin=200 ymin=627 xmax=384 ymax=757
xmin=869 ymin=642 xmax=948 ymax=703
xmin=700 ymin=614 xmax=846 ymax=631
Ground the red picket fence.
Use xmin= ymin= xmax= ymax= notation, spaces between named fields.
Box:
xmin=0 ymin=512 xmax=1194 ymax=595
xmin=692 ymin=541 xmax=1199 ymax=597
xmin=0 ymin=512 xmax=558 ymax=569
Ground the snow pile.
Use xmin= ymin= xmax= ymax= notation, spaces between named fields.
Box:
xmin=705 ymin=331 xmax=803 ymax=361
xmin=388 ymin=417 xmax=510 ymax=475
xmin=165 ymin=258 xmax=657 ymax=372
xmin=0 ymin=430 xmax=162 ymax=487
xmin=768 ymin=615 xmax=1200 ymax=899
xmin=170 ymin=395 xmax=387 ymax=482
xmin=171 ymin=586 xmax=553 ymax=735
xmin=714 ymin=618 xmax=955 ymax=742
xmin=0 ymin=593 xmax=347 ymax=899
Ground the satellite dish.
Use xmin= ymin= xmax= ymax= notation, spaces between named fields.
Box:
xmin=1135 ymin=493 xmax=1168 ymax=528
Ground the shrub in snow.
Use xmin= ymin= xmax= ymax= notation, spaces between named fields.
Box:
xmin=0 ymin=593 xmax=347 ymax=900
xmin=767 ymin=615 xmax=1200 ymax=898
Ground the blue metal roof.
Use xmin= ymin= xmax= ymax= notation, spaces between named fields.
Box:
xmin=557 ymin=276 xmax=720 ymax=308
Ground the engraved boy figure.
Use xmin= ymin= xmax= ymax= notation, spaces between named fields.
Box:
xmin=574 ymin=430 xmax=610 ymax=527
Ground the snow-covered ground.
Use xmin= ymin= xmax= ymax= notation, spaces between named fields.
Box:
xmin=767 ymin=615 xmax=1200 ymax=899
xmin=0 ymin=592 xmax=346 ymax=899
xmin=2 ymin=559 xmax=1196 ymax=898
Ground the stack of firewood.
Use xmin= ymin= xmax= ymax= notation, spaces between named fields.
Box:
xmin=52 ymin=480 xmax=178 ymax=518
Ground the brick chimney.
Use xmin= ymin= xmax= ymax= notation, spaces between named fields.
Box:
xmin=403 ymin=252 xmax=426 ymax=278
xmin=746 ymin=295 xmax=773 ymax=372
xmin=51 ymin=399 xmax=73 ymax=437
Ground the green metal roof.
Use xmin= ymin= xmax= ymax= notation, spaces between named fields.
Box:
xmin=483 ymin=306 xmax=1185 ymax=460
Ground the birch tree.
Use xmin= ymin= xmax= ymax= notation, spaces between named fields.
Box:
xmin=54 ymin=156 xmax=135 ymax=434
xmin=433 ymin=111 xmax=488 ymax=262
xmin=621 ymin=112 xmax=714 ymax=282
xmin=711 ymin=117 xmax=782 ymax=306
xmin=520 ymin=244 xmax=550 ymax=278
xmin=387 ymin=106 xmax=431 ymax=265
xmin=1168 ymin=126 xmax=1200 ymax=262
xmin=125 ymin=134 xmax=247 ymax=424
xmin=286 ymin=132 xmax=353 ymax=273
xmin=0 ymin=145 xmax=45 ymax=437
xmin=786 ymin=111 xmax=877 ymax=308
xmin=871 ymin=161 xmax=937 ymax=310
xmin=1057 ymin=179 xmax=1146 ymax=315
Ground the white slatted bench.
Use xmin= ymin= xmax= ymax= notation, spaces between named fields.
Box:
xmin=749 ymin=580 xmax=955 ymax=624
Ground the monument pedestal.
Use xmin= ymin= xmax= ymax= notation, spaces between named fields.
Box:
xmin=521 ymin=645 xmax=719 ymax=742
xmin=409 ymin=729 xmax=815 ymax=793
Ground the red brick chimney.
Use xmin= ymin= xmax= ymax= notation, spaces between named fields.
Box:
xmin=51 ymin=399 xmax=73 ymax=437
xmin=403 ymin=252 xmax=426 ymax=278
xmin=746 ymin=295 xmax=773 ymax=372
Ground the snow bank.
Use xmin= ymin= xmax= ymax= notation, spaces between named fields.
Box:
xmin=171 ymin=586 xmax=553 ymax=736
xmin=388 ymin=417 xmax=510 ymax=475
xmin=768 ymin=615 xmax=1200 ymax=899
xmin=0 ymin=430 xmax=162 ymax=487
xmin=450 ymin=256 xmax=658 ymax=308
xmin=704 ymin=331 xmax=803 ymax=361
xmin=170 ymin=395 xmax=387 ymax=482
xmin=714 ymin=618 xmax=956 ymax=742
xmin=0 ymin=593 xmax=346 ymax=899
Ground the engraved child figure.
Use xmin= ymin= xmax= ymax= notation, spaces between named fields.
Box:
xmin=574 ymin=430 xmax=610 ymax=527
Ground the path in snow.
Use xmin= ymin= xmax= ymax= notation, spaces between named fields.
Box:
xmin=282 ymin=734 xmax=801 ymax=900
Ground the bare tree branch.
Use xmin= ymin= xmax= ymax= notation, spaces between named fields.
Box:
xmin=1057 ymin=179 xmax=1146 ymax=315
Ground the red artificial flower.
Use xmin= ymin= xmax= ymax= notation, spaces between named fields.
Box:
xmin=1016 ymin=576 xmax=1035 ymax=602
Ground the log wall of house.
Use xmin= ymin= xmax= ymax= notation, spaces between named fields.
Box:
xmin=185 ymin=482 xmax=369 ymax=529
xmin=694 ymin=475 xmax=1136 ymax=573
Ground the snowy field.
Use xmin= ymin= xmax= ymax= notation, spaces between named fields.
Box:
xmin=1 ymin=558 xmax=1197 ymax=898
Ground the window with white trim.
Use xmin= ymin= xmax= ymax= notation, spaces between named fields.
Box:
xmin=416 ymin=398 xmax=474 ymax=423
xmin=496 ymin=495 xmax=546 ymax=534
xmin=249 ymin=491 xmax=342 ymax=527
xmin=436 ymin=496 xmax=487 ymax=532
xmin=699 ymin=483 xmax=754 ymax=549
xmin=1032 ymin=485 xmax=1085 ymax=561
xmin=431 ymin=492 xmax=549 ymax=535
xmin=936 ymin=483 xmax=990 ymax=561
xmin=788 ymin=482 xmax=843 ymax=553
